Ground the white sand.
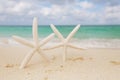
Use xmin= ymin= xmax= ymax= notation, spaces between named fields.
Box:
xmin=0 ymin=45 xmax=120 ymax=80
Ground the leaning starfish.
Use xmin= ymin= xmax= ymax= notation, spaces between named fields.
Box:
xmin=12 ymin=17 xmax=54 ymax=69
xmin=49 ymin=24 xmax=84 ymax=63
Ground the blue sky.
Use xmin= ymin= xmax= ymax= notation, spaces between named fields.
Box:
xmin=0 ymin=0 xmax=120 ymax=25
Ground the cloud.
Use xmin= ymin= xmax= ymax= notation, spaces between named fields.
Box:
xmin=12 ymin=2 xmax=31 ymax=12
xmin=89 ymin=0 xmax=120 ymax=6
xmin=28 ymin=4 xmax=69 ymax=20
xmin=6 ymin=1 xmax=31 ymax=15
xmin=40 ymin=5 xmax=67 ymax=18
xmin=71 ymin=9 xmax=98 ymax=24
xmin=0 ymin=0 xmax=120 ymax=25
xmin=77 ymin=1 xmax=94 ymax=9
xmin=0 ymin=0 xmax=32 ymax=15
xmin=103 ymin=5 xmax=120 ymax=23
xmin=10 ymin=0 xmax=76 ymax=5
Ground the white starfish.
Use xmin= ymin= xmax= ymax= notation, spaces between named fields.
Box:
xmin=49 ymin=24 xmax=84 ymax=63
xmin=12 ymin=17 xmax=54 ymax=69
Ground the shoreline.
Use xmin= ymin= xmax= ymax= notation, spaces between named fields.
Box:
xmin=0 ymin=38 xmax=120 ymax=48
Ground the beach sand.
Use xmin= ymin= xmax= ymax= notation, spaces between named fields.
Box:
xmin=0 ymin=45 xmax=120 ymax=80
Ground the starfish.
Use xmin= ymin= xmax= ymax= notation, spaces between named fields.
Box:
xmin=49 ymin=24 xmax=84 ymax=63
xmin=12 ymin=17 xmax=54 ymax=69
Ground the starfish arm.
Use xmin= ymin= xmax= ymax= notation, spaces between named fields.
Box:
xmin=12 ymin=36 xmax=34 ymax=48
xmin=42 ymin=43 xmax=63 ymax=50
xmin=19 ymin=48 xmax=36 ymax=69
xmin=33 ymin=17 xmax=39 ymax=46
xmin=68 ymin=43 xmax=86 ymax=50
xmin=39 ymin=33 xmax=55 ymax=47
xmin=66 ymin=24 xmax=80 ymax=42
xmin=38 ymin=50 xmax=49 ymax=63
xmin=50 ymin=24 xmax=64 ymax=42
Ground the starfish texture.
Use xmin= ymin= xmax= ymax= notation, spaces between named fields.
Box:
xmin=49 ymin=24 xmax=84 ymax=63
xmin=12 ymin=17 xmax=54 ymax=69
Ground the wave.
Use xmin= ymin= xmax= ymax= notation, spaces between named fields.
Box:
xmin=72 ymin=38 xmax=120 ymax=48
xmin=0 ymin=38 xmax=120 ymax=48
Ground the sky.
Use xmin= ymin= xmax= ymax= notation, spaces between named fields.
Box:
xmin=0 ymin=0 xmax=120 ymax=25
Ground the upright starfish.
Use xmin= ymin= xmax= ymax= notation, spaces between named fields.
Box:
xmin=12 ymin=17 xmax=54 ymax=69
xmin=49 ymin=24 xmax=84 ymax=63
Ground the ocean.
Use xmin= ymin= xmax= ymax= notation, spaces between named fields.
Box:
xmin=0 ymin=25 xmax=120 ymax=48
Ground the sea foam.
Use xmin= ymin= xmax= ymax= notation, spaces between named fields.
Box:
xmin=0 ymin=38 xmax=120 ymax=48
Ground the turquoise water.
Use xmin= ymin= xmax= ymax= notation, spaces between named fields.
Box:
xmin=0 ymin=25 xmax=120 ymax=39
xmin=0 ymin=25 xmax=120 ymax=48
